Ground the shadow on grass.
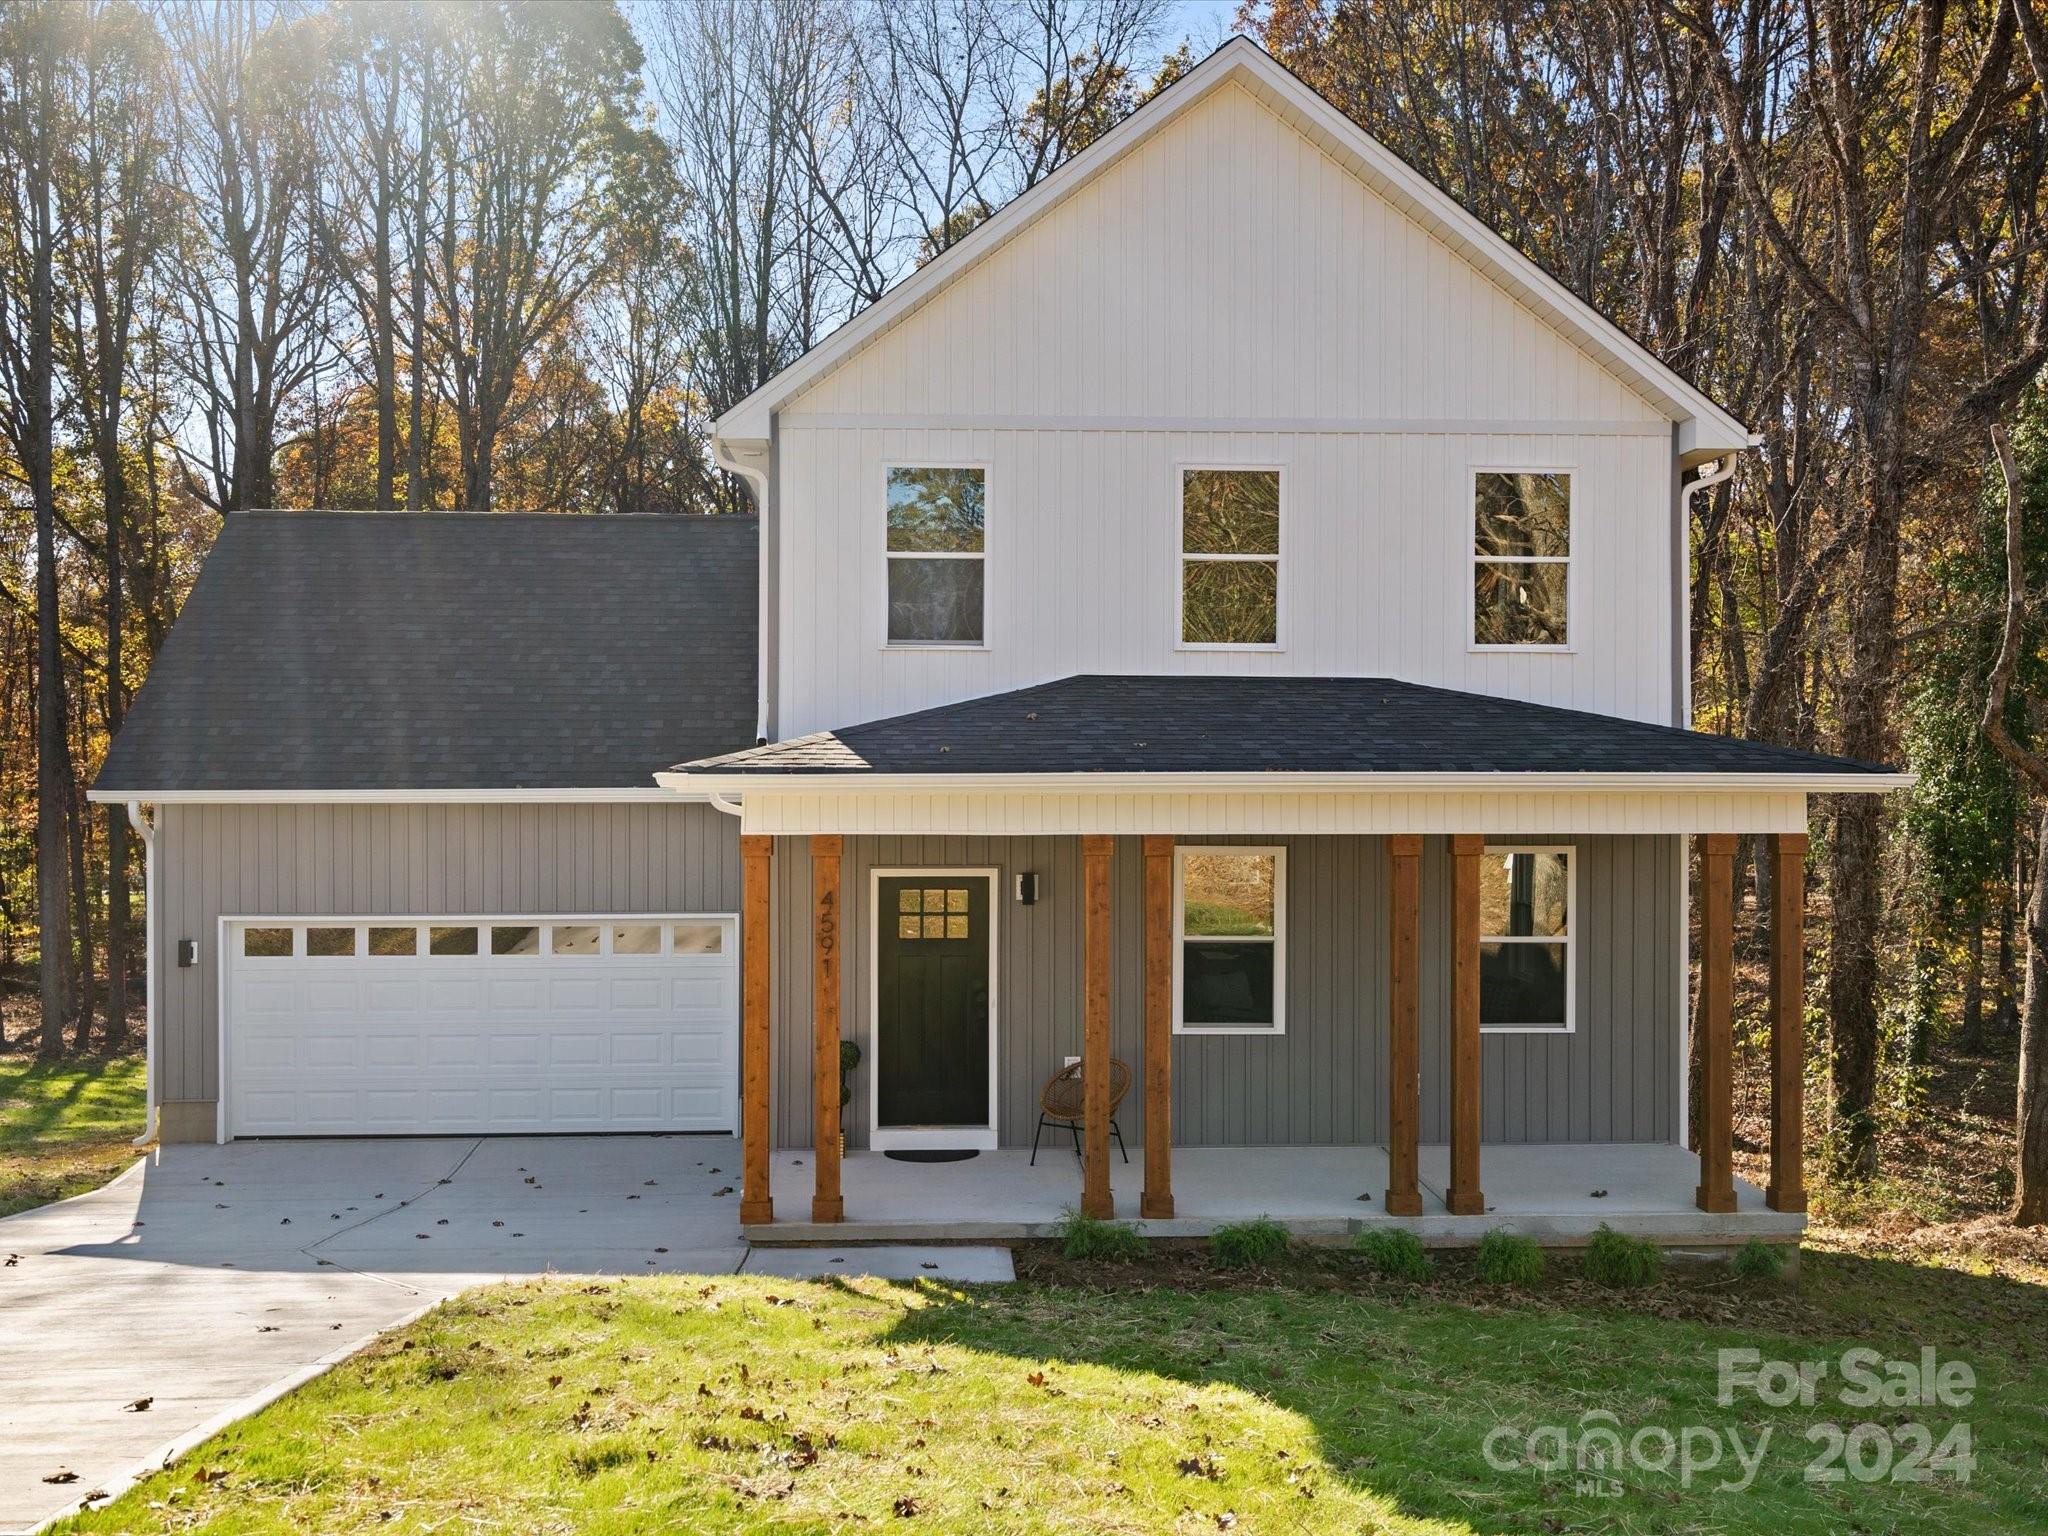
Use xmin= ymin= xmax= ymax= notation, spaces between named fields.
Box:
xmin=868 ymin=1248 xmax=2048 ymax=1535
xmin=0 ymin=1053 xmax=143 ymax=1151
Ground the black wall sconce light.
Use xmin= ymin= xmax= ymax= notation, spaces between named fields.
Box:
xmin=1015 ymin=872 xmax=1040 ymax=905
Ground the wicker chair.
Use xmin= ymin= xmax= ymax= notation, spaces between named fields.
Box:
xmin=1030 ymin=1058 xmax=1132 ymax=1165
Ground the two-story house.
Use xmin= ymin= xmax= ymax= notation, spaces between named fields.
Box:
xmin=94 ymin=40 xmax=1905 ymax=1250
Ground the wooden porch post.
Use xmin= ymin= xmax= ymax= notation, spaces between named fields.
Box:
xmin=1447 ymin=833 xmax=1485 ymax=1215
xmin=1384 ymin=835 xmax=1424 ymax=1215
xmin=810 ymin=835 xmax=844 ymax=1223
xmin=1766 ymin=832 xmax=1808 ymax=1213
xmin=1141 ymin=835 xmax=1174 ymax=1219
xmin=739 ymin=834 xmax=774 ymax=1226
xmin=1696 ymin=833 xmax=1738 ymax=1213
xmin=1082 ymin=834 xmax=1115 ymax=1220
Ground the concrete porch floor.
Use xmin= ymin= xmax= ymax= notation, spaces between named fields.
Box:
xmin=745 ymin=1142 xmax=1805 ymax=1247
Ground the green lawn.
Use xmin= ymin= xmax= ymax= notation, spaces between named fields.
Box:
xmin=54 ymin=1248 xmax=2048 ymax=1534
xmin=0 ymin=1051 xmax=146 ymax=1218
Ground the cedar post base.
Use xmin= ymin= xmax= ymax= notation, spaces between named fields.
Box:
xmin=1140 ymin=1192 xmax=1174 ymax=1220
xmin=740 ymin=1199 xmax=773 ymax=1225
xmin=1383 ymin=1190 xmax=1424 ymax=1217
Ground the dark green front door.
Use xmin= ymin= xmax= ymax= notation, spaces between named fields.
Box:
xmin=876 ymin=876 xmax=991 ymax=1131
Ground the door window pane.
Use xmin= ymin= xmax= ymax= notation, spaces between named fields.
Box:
xmin=306 ymin=927 xmax=356 ymax=957
xmin=368 ymin=926 xmax=417 ymax=956
xmin=242 ymin=927 xmax=292 ymax=957
xmin=491 ymin=925 xmax=541 ymax=955
xmin=671 ymin=921 xmax=724 ymax=954
xmin=429 ymin=926 xmax=478 ymax=956
xmin=611 ymin=924 xmax=662 ymax=955
xmin=551 ymin=924 xmax=600 ymax=955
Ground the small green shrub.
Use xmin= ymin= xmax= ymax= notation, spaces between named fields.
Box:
xmin=1053 ymin=1207 xmax=1146 ymax=1262
xmin=1732 ymin=1238 xmax=1787 ymax=1281
xmin=1210 ymin=1217 xmax=1291 ymax=1268
xmin=1475 ymin=1229 xmax=1545 ymax=1286
xmin=1583 ymin=1224 xmax=1662 ymax=1288
xmin=1353 ymin=1227 xmax=1432 ymax=1282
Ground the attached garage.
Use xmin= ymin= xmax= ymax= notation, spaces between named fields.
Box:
xmin=223 ymin=916 xmax=738 ymax=1138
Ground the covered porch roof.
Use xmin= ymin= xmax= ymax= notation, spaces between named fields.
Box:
xmin=657 ymin=675 xmax=1909 ymax=837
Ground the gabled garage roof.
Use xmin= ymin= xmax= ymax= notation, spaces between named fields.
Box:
xmin=664 ymin=675 xmax=1907 ymax=793
xmin=92 ymin=511 xmax=759 ymax=798
xmin=715 ymin=37 xmax=1752 ymax=462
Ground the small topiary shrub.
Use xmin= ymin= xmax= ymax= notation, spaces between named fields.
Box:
xmin=1475 ymin=1229 xmax=1545 ymax=1286
xmin=1732 ymin=1238 xmax=1787 ymax=1281
xmin=1210 ymin=1217 xmax=1291 ymax=1268
xmin=1583 ymin=1224 xmax=1662 ymax=1288
xmin=1354 ymin=1227 xmax=1432 ymax=1282
xmin=1054 ymin=1207 xmax=1146 ymax=1262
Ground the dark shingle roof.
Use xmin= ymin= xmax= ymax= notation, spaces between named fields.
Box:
xmin=96 ymin=511 xmax=758 ymax=792
xmin=675 ymin=675 xmax=1897 ymax=780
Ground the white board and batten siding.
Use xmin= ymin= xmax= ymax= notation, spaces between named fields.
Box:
xmin=771 ymin=81 xmax=1684 ymax=741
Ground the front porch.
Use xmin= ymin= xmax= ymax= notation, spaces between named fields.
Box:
xmin=744 ymin=1143 xmax=1804 ymax=1246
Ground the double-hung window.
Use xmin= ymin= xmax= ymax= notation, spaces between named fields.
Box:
xmin=886 ymin=465 xmax=985 ymax=645
xmin=1173 ymin=845 xmax=1286 ymax=1033
xmin=1478 ymin=846 xmax=1573 ymax=1032
xmin=1181 ymin=468 xmax=1280 ymax=647
xmin=1473 ymin=470 xmax=1569 ymax=647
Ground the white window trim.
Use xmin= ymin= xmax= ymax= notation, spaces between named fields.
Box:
xmin=1478 ymin=845 xmax=1576 ymax=1034
xmin=1176 ymin=463 xmax=1286 ymax=652
xmin=1171 ymin=844 xmax=1287 ymax=1035
xmin=1469 ymin=466 xmax=1574 ymax=654
xmin=881 ymin=460 xmax=990 ymax=651
xmin=867 ymin=867 xmax=1001 ymax=1150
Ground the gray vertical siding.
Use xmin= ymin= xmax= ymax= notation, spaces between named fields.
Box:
xmin=156 ymin=810 xmax=1675 ymax=1147
xmin=154 ymin=801 xmax=745 ymax=1107
xmin=771 ymin=832 xmax=1679 ymax=1151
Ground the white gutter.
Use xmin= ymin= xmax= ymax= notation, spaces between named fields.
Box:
xmin=706 ymin=792 xmax=745 ymax=818
xmin=127 ymin=801 xmax=156 ymax=1147
xmin=657 ymin=768 xmax=1914 ymax=797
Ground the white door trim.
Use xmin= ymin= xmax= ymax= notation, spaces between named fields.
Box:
xmin=217 ymin=912 xmax=739 ymax=1143
xmin=867 ymin=868 xmax=1000 ymax=1152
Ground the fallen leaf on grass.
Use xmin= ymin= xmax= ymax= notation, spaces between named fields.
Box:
xmin=893 ymin=1495 xmax=922 ymax=1517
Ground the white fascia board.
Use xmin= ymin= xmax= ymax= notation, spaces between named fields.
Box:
xmin=656 ymin=770 xmax=1915 ymax=797
xmin=86 ymin=787 xmax=697 ymax=805
xmin=715 ymin=37 xmax=1750 ymax=451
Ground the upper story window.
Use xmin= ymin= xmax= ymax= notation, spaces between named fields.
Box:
xmin=1181 ymin=468 xmax=1280 ymax=647
xmin=1173 ymin=845 xmax=1286 ymax=1034
xmin=1473 ymin=470 xmax=1569 ymax=648
xmin=1478 ymin=846 xmax=1573 ymax=1033
xmin=887 ymin=465 xmax=984 ymax=645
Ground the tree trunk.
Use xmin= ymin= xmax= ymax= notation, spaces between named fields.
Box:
xmin=2014 ymin=805 xmax=2048 ymax=1225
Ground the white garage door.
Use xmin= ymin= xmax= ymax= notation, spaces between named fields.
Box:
xmin=223 ymin=916 xmax=738 ymax=1138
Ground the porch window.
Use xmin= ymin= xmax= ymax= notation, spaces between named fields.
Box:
xmin=1172 ymin=845 xmax=1286 ymax=1033
xmin=887 ymin=465 xmax=984 ymax=644
xmin=1478 ymin=846 xmax=1573 ymax=1032
xmin=1473 ymin=470 xmax=1569 ymax=647
xmin=1181 ymin=468 xmax=1280 ymax=647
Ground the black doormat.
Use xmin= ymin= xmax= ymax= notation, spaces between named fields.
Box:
xmin=883 ymin=1149 xmax=980 ymax=1163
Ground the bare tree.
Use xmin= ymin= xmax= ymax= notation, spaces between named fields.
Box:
xmin=165 ymin=0 xmax=331 ymax=512
xmin=54 ymin=0 xmax=169 ymax=1048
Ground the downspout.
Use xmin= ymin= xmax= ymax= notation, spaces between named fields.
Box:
xmin=712 ymin=435 xmax=773 ymax=746
xmin=127 ymin=800 xmax=157 ymax=1146
xmin=706 ymin=792 xmax=744 ymax=819
xmin=1676 ymin=448 xmax=1745 ymax=728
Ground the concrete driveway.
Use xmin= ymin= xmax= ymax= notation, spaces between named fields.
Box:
xmin=0 ymin=1135 xmax=747 ymax=1533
